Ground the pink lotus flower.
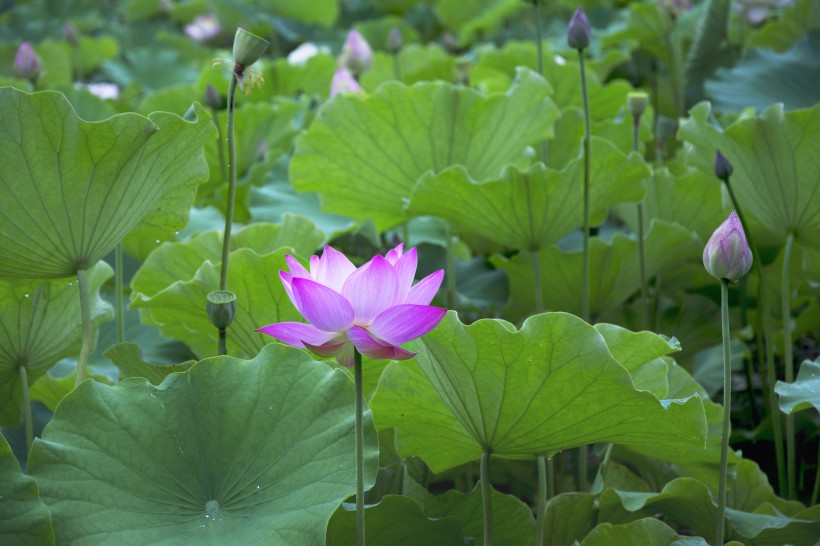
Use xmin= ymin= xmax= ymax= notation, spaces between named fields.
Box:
xmin=330 ymin=67 xmax=362 ymax=96
xmin=185 ymin=14 xmax=221 ymax=42
xmin=339 ymin=29 xmax=372 ymax=75
xmin=257 ymin=244 xmax=446 ymax=366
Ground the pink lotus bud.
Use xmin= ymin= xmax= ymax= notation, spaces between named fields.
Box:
xmin=703 ymin=211 xmax=753 ymax=283
xmin=387 ymin=27 xmax=403 ymax=53
xmin=185 ymin=14 xmax=221 ymax=43
xmin=339 ymin=29 xmax=372 ymax=76
xmin=14 ymin=42 xmax=42 ymax=81
xmin=714 ymin=150 xmax=733 ymax=180
xmin=64 ymin=21 xmax=79 ymax=44
xmin=567 ymin=8 xmax=591 ymax=50
xmin=330 ymin=67 xmax=362 ymax=97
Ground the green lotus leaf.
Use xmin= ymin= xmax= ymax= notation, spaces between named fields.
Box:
xmin=133 ymin=248 xmax=307 ymax=358
xmin=492 ymin=221 xmax=700 ymax=319
xmin=326 ymin=495 xmax=463 ymax=545
xmin=0 ymin=87 xmax=214 ymax=278
xmin=0 ymin=262 xmax=113 ymax=426
xmin=28 ymin=344 xmax=378 ymax=545
xmin=749 ymin=0 xmax=820 ymax=52
xmin=678 ymin=101 xmax=820 ymax=249
xmin=290 ymin=67 xmax=558 ymax=231
xmin=0 ymin=434 xmax=54 ymax=546
xmin=262 ymin=53 xmax=337 ymax=100
xmin=776 ymin=359 xmax=820 ymax=414
xmin=580 ymin=518 xmax=680 ymax=546
xmin=434 ymin=0 xmax=523 ymax=45
xmin=360 ymin=45 xmax=457 ymax=90
xmin=104 ymin=342 xmax=195 ymax=385
xmin=408 ymin=138 xmax=648 ymax=251
xmin=543 ymin=493 xmax=596 ymax=546
xmin=614 ymin=168 xmax=729 ymax=245
xmin=371 ymin=312 xmax=708 ymax=473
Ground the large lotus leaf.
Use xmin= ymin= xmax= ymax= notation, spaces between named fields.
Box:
xmin=492 ymin=221 xmax=700 ymax=319
xmin=434 ymin=0 xmax=523 ymax=45
xmin=212 ymin=0 xmax=338 ymax=28
xmin=371 ymin=312 xmax=708 ymax=474
xmin=776 ymin=359 xmax=820 ymax=414
xmin=408 ymin=138 xmax=648 ymax=251
xmin=749 ymin=0 xmax=820 ymax=52
xmin=289 ymin=67 xmax=559 ymax=231
xmin=0 ymin=433 xmax=54 ymax=546
xmin=614 ymin=167 xmax=729 ymax=244
xmin=0 ymin=87 xmax=214 ymax=278
xmin=104 ymin=342 xmax=195 ymax=385
xmin=600 ymin=465 xmax=819 ymax=544
xmin=133 ymin=248 xmax=306 ymax=358
xmin=602 ymin=2 xmax=674 ymax=65
xmin=593 ymin=324 xmax=680 ymax=398
xmin=361 ymin=45 xmax=458 ymax=90
xmin=131 ymin=217 xmax=323 ymax=301
xmin=28 ymin=370 xmax=112 ymax=413
xmin=543 ymin=493 xmax=596 ymax=546
xmin=262 ymin=53 xmax=337 ymax=100
xmin=28 ymin=344 xmax=378 ymax=545
xmin=706 ymin=33 xmax=820 ymax=112
xmin=580 ymin=518 xmax=679 ymax=546
xmin=678 ymin=101 xmax=820 ymax=249
xmin=0 ymin=262 xmax=113 ymax=426
xmin=326 ymin=495 xmax=463 ymax=545
xmin=423 ymin=485 xmax=536 ymax=546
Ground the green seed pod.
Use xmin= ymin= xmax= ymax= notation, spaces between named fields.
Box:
xmin=207 ymin=290 xmax=237 ymax=330
xmin=627 ymin=92 xmax=649 ymax=119
xmin=232 ymin=28 xmax=269 ymax=67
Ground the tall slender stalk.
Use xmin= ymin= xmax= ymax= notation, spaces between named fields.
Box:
xmin=535 ymin=455 xmax=547 ymax=546
xmin=632 ymin=119 xmax=649 ymax=330
xmin=716 ymin=278 xmax=732 ymax=545
xmin=74 ymin=268 xmax=92 ymax=387
xmin=533 ymin=0 xmax=548 ymax=163
xmin=578 ymin=47 xmax=592 ymax=492
xmin=220 ymin=74 xmax=239 ymax=293
xmin=354 ymin=348 xmax=366 ymax=546
xmin=445 ymin=222 xmax=457 ymax=310
xmin=481 ymin=451 xmax=493 ymax=546
xmin=19 ymin=363 xmax=32 ymax=454
xmin=213 ymin=107 xmax=228 ymax=193
xmin=782 ymin=232 xmax=796 ymax=499
xmin=812 ymin=443 xmax=820 ymax=506
xmin=115 ymin=243 xmax=125 ymax=344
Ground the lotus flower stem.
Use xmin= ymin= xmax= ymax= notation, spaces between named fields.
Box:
xmin=812 ymin=445 xmax=820 ymax=506
xmin=535 ymin=455 xmax=547 ymax=546
xmin=19 ymin=363 xmax=32 ymax=454
xmin=716 ymin=278 xmax=732 ymax=545
xmin=75 ymin=268 xmax=92 ymax=387
xmin=220 ymin=74 xmax=238 ymax=293
xmin=115 ymin=243 xmax=125 ymax=344
xmin=782 ymin=232 xmax=796 ymax=499
xmin=578 ymin=46 xmax=592 ymax=492
xmin=445 ymin=222 xmax=457 ymax=309
xmin=392 ymin=52 xmax=402 ymax=82
xmin=721 ymin=173 xmax=786 ymax=496
xmin=533 ymin=0 xmax=548 ymax=163
xmin=354 ymin=348 xmax=366 ymax=546
xmin=212 ymin=106 xmax=228 ymax=197
xmin=632 ymin=113 xmax=649 ymax=330
xmin=481 ymin=450 xmax=493 ymax=546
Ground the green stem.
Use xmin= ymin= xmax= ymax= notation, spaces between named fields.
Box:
xmin=739 ymin=282 xmax=759 ymax=423
xmin=722 ymin=176 xmax=786 ymax=495
xmin=782 ymin=232 xmax=796 ymax=499
xmin=220 ymin=74 xmax=239 ymax=292
xmin=354 ymin=349 xmax=366 ymax=546
xmin=578 ymin=48 xmax=592 ymax=492
xmin=392 ymin=53 xmax=402 ymax=82
xmin=535 ymin=455 xmax=547 ymax=546
xmin=632 ymin=116 xmax=649 ymax=330
xmin=218 ymin=329 xmax=227 ymax=357
xmin=115 ymin=243 xmax=124 ymax=344
xmin=812 ymin=441 xmax=820 ymax=506
xmin=532 ymin=250 xmax=544 ymax=313
xmin=600 ymin=444 xmax=614 ymax=489
xmin=533 ymin=0 xmax=548 ymax=162
xmin=445 ymin=222 xmax=457 ymax=309
xmin=19 ymin=363 xmax=32 ymax=454
xmin=481 ymin=450 xmax=493 ymax=546
xmin=75 ymin=269 xmax=92 ymax=388
xmin=212 ymin=107 xmax=228 ymax=194
xmin=716 ymin=279 xmax=732 ymax=546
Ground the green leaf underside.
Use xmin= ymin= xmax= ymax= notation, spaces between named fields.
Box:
xmin=290 ymin=67 xmax=559 ymax=231
xmin=0 ymin=434 xmax=54 ymax=546
xmin=371 ymin=312 xmax=708 ymax=474
xmin=678 ymin=101 xmax=820 ymax=248
xmin=580 ymin=518 xmax=679 ymax=546
xmin=408 ymin=138 xmax=648 ymax=251
xmin=776 ymin=359 xmax=820 ymax=414
xmin=0 ymin=262 xmax=113 ymax=426
xmin=28 ymin=344 xmax=379 ymax=545
xmin=104 ymin=342 xmax=195 ymax=385
xmin=0 ymin=87 xmax=214 ymax=278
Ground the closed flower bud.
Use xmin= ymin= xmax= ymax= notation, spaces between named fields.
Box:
xmin=232 ymin=27 xmax=269 ymax=67
xmin=330 ymin=67 xmax=362 ymax=96
xmin=567 ymin=8 xmax=591 ymax=50
xmin=204 ymin=84 xmax=221 ymax=109
xmin=387 ymin=27 xmax=403 ymax=54
xmin=628 ymin=92 xmax=649 ymax=119
xmin=207 ymin=290 xmax=237 ymax=330
xmin=703 ymin=211 xmax=753 ymax=283
xmin=339 ymin=29 xmax=372 ymax=75
xmin=64 ymin=21 xmax=79 ymax=45
xmin=714 ymin=150 xmax=733 ymax=180
xmin=14 ymin=42 xmax=42 ymax=81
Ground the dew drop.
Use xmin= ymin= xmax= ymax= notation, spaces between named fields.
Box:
xmin=68 ymin=282 xmax=73 ymax=286
xmin=175 ymin=231 xmax=180 ymax=235
xmin=155 ymin=239 xmax=161 ymax=244
xmin=255 ymin=484 xmax=260 ymax=490
xmin=205 ymin=499 xmax=220 ymax=519
xmin=23 ymin=294 xmax=29 ymax=298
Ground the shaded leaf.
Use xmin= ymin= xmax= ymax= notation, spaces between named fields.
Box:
xmin=104 ymin=342 xmax=195 ymax=385
xmin=776 ymin=358 xmax=820 ymax=414
xmin=581 ymin=518 xmax=679 ymax=546
xmin=0 ymin=434 xmax=54 ymax=546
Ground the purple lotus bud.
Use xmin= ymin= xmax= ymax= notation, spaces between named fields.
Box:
xmin=14 ymin=42 xmax=42 ymax=81
xmin=339 ymin=29 xmax=372 ymax=76
xmin=703 ymin=211 xmax=753 ymax=283
xmin=387 ymin=27 xmax=403 ymax=54
xmin=64 ymin=21 xmax=79 ymax=44
xmin=186 ymin=14 xmax=221 ymax=43
xmin=714 ymin=150 xmax=733 ymax=180
xmin=204 ymin=84 xmax=221 ymax=109
xmin=567 ymin=8 xmax=591 ymax=50
xmin=441 ymin=32 xmax=457 ymax=52
xmin=330 ymin=67 xmax=362 ymax=97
